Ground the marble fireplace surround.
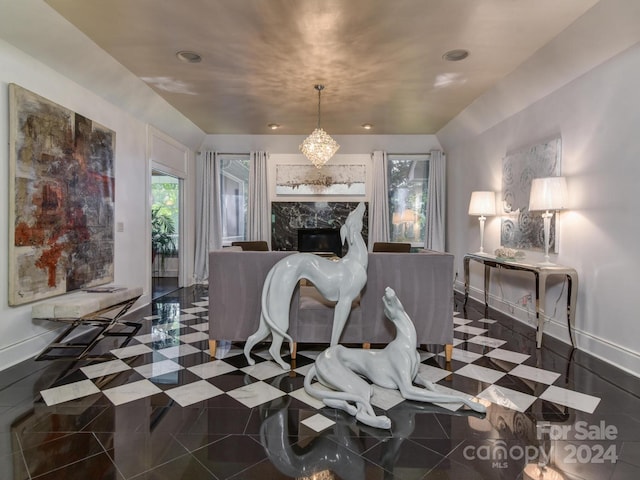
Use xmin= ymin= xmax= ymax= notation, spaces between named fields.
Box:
xmin=271 ymin=202 xmax=369 ymax=255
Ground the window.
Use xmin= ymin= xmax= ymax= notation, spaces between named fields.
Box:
xmin=387 ymin=154 xmax=429 ymax=245
xmin=219 ymin=154 xmax=249 ymax=245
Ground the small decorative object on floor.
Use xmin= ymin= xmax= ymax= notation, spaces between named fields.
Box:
xmin=494 ymin=246 xmax=525 ymax=260
xmin=244 ymin=202 xmax=368 ymax=370
xmin=304 ymin=287 xmax=487 ymax=429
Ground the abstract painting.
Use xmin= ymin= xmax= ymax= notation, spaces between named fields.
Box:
xmin=275 ymin=164 xmax=366 ymax=195
xmin=9 ymin=84 xmax=116 ymax=305
xmin=501 ymin=136 xmax=561 ymax=252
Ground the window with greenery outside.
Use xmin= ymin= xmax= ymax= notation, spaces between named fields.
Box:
xmin=387 ymin=156 xmax=429 ymax=245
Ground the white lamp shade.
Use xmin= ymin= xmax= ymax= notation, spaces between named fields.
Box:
xmin=529 ymin=177 xmax=568 ymax=211
xmin=468 ymin=191 xmax=496 ymax=216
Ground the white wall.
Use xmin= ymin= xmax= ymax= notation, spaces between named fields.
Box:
xmin=0 ymin=39 xmax=203 ymax=368
xmin=439 ymin=40 xmax=640 ymax=376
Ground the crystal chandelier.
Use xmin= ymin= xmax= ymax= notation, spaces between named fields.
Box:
xmin=299 ymin=84 xmax=340 ymax=168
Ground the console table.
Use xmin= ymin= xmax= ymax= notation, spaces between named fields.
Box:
xmin=463 ymin=253 xmax=578 ymax=348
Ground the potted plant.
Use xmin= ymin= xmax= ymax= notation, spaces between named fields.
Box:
xmin=151 ymin=206 xmax=177 ymax=274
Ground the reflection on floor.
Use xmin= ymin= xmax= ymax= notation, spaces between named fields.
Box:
xmin=1 ymin=286 xmax=639 ymax=479
xmin=151 ymin=276 xmax=179 ymax=300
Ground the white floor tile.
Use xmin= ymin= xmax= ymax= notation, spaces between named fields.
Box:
xmin=293 ymin=363 xmax=314 ymax=377
xmin=416 ymin=364 xmax=452 ymax=383
xmin=509 ymin=364 xmax=561 ymax=385
xmin=438 ymin=348 xmax=483 ymax=363
xmin=80 ymin=359 xmax=131 ymax=379
xmin=132 ymin=333 xmax=160 ymax=344
xmin=485 ymin=348 xmax=530 ymax=364
xmin=179 ymin=313 xmax=198 ymax=321
xmin=419 ymin=351 xmax=436 ymax=361
xmin=111 ymin=343 xmax=153 ymax=359
xmin=301 ymin=413 xmax=335 ymax=432
xmin=189 ymin=322 xmax=209 ymax=332
xmin=165 ymin=380 xmax=223 ymax=407
xmin=227 ymin=381 xmax=286 ymax=408
xmin=192 ymin=300 xmax=209 ymax=307
xmin=143 ymin=315 xmax=160 ymax=321
xmin=371 ymin=385 xmax=405 ymax=410
xmin=289 ymin=386 xmax=325 ymax=409
xmin=429 ymin=383 xmax=479 ymax=412
xmin=187 ymin=360 xmax=237 ymax=379
xmin=102 ymin=379 xmax=163 ymax=406
xmin=134 ymin=359 xmax=183 ymax=378
xmin=454 ymin=325 xmax=489 ymax=336
xmin=452 ymin=337 xmax=465 ymax=346
xmin=539 ymin=385 xmax=601 ymax=414
xmin=477 ymin=318 xmax=497 ymax=324
xmin=178 ymin=332 xmax=209 ymax=344
xmin=41 ymin=379 xmax=101 ymax=406
xmin=455 ymin=364 xmax=506 ymax=384
xmin=182 ymin=306 xmax=208 ymax=314
xmin=467 ymin=336 xmax=506 ymax=348
xmin=478 ymin=384 xmax=537 ymax=413
xmin=241 ymin=361 xmax=288 ymax=380
xmin=453 ymin=318 xmax=472 ymax=326
xmin=157 ymin=344 xmax=201 ymax=359
xmin=214 ymin=345 xmax=243 ymax=360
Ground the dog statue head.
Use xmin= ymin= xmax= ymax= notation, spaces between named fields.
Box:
xmin=340 ymin=202 xmax=365 ymax=245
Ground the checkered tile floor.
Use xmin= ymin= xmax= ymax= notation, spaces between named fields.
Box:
xmin=39 ymin=293 xmax=602 ymax=430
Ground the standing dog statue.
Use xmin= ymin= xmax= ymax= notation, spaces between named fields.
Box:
xmin=304 ymin=287 xmax=487 ymax=429
xmin=244 ymin=202 xmax=368 ymax=370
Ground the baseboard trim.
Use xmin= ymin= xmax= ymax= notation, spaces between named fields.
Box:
xmin=455 ymin=281 xmax=640 ymax=379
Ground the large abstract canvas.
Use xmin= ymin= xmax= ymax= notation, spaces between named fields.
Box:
xmin=9 ymin=84 xmax=116 ymax=305
xmin=501 ymin=136 xmax=561 ymax=252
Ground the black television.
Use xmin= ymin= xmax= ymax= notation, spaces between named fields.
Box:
xmin=297 ymin=228 xmax=343 ymax=257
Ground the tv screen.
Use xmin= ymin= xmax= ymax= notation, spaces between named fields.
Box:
xmin=297 ymin=228 xmax=342 ymax=257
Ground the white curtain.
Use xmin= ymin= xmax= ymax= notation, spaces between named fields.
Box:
xmin=248 ymin=151 xmax=271 ymax=247
xmin=425 ymin=149 xmax=446 ymax=251
xmin=369 ymin=150 xmax=390 ymax=249
xmin=194 ymin=151 xmax=222 ymax=283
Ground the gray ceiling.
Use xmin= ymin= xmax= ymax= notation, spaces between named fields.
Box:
xmin=45 ymin=0 xmax=599 ymax=135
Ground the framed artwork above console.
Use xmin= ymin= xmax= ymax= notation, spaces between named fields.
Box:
xmin=501 ymin=136 xmax=562 ymax=253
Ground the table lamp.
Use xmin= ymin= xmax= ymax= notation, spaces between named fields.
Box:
xmin=468 ymin=191 xmax=496 ymax=253
xmin=528 ymin=176 xmax=568 ymax=264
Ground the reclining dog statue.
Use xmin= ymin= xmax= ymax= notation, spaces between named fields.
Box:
xmin=304 ymin=287 xmax=487 ymax=429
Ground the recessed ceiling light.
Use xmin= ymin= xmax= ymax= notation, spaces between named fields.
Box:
xmin=176 ymin=51 xmax=202 ymax=63
xmin=442 ymin=49 xmax=469 ymax=62
xmin=268 ymin=123 xmax=280 ymax=130
xmin=361 ymin=123 xmax=373 ymax=130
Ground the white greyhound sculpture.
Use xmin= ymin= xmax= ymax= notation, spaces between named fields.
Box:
xmin=304 ymin=287 xmax=487 ymax=429
xmin=244 ymin=202 xmax=368 ymax=370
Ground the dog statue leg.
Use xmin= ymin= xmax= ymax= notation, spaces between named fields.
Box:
xmin=330 ymin=299 xmax=353 ymax=346
xmin=401 ymin=378 xmax=486 ymax=413
xmin=269 ymin=332 xmax=290 ymax=370
xmin=244 ymin=316 xmax=270 ymax=365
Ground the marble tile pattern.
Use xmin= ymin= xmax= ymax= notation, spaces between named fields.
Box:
xmin=271 ymin=201 xmax=369 ymax=252
xmin=1 ymin=286 xmax=638 ymax=480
